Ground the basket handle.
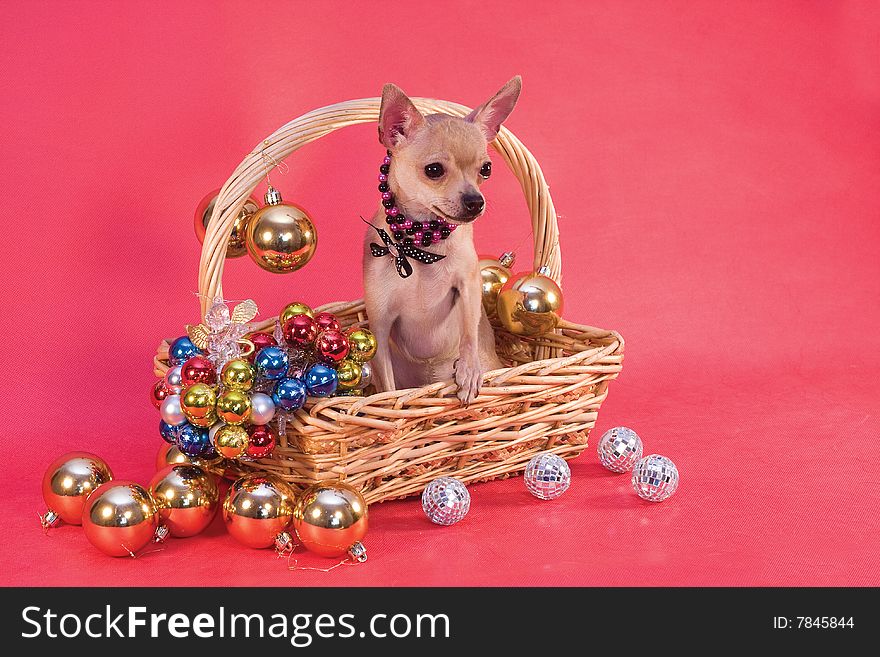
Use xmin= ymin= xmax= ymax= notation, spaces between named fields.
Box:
xmin=198 ymin=97 xmax=561 ymax=319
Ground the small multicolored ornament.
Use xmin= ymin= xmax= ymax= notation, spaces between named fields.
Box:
xmin=421 ymin=477 xmax=470 ymax=526
xmin=316 ymin=329 xmax=350 ymax=363
xmin=335 ymin=359 xmax=362 ymax=390
xmin=159 ymin=420 xmax=180 ymax=444
xmin=272 ymin=377 xmax=307 ymax=412
xmin=244 ymin=332 xmax=277 ymax=363
xmin=194 ymin=189 xmax=260 ymax=259
xmin=597 ymin=426 xmax=643 ymax=473
xmin=81 ymin=481 xmax=163 ymax=557
xmin=181 ymin=383 xmax=218 ymax=427
xmin=156 ymin=443 xmax=192 ymax=470
xmin=216 ymin=389 xmax=252 ymax=425
xmin=313 ymin=312 xmax=341 ymax=332
xmin=150 ymin=380 xmax=169 ymax=409
xmin=160 ymin=394 xmax=187 ymax=426
xmin=479 ymin=251 xmax=516 ymax=318
xmin=180 ymin=355 xmax=217 ymax=388
xmin=149 ymin=464 xmax=219 ymax=538
xmin=283 ymin=314 xmax=318 ymax=347
xmin=168 ymin=336 xmax=202 ymax=366
xmin=219 ymin=358 xmax=255 ymax=391
xmin=632 ymin=454 xmax=679 ymax=502
xmin=305 ymin=363 xmax=338 ymax=396
xmin=41 ymin=452 xmax=113 ymax=528
xmin=176 ymin=423 xmax=211 ymax=457
xmin=245 ymin=186 xmax=318 ymax=274
xmin=357 ymin=362 xmax=373 ymax=390
xmin=280 ymin=301 xmax=314 ymax=324
xmin=292 ymin=482 xmax=368 ymax=558
xmin=223 ymin=474 xmax=297 ymax=548
xmin=245 ymin=424 xmax=277 ymax=459
xmin=346 ymin=328 xmax=377 ymax=363
xmin=524 ymin=452 xmax=571 ymax=500
xmin=213 ymin=424 xmax=249 ymax=459
xmin=496 ymin=267 xmax=564 ymax=336
xmin=249 ymin=392 xmax=276 ymax=425
xmin=163 ymin=365 xmax=184 ymax=394
xmin=254 ymin=346 xmax=289 ymax=380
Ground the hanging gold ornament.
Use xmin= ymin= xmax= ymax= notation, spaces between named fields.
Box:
xmin=280 ymin=301 xmax=314 ymax=324
xmin=496 ymin=266 xmax=564 ymax=336
xmin=478 ymin=251 xmax=516 ymax=318
xmin=292 ymin=482 xmax=368 ymax=558
xmin=245 ymin=186 xmax=317 ymax=274
xmin=181 ymin=383 xmax=218 ymax=427
xmin=149 ymin=464 xmax=220 ymax=538
xmin=194 ymin=189 xmax=260 ymax=258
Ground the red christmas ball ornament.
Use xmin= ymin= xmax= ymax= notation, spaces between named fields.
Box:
xmin=245 ymin=332 xmax=277 ymax=363
xmin=314 ymin=312 xmax=341 ymax=332
xmin=180 ymin=355 xmax=217 ymax=387
xmin=283 ymin=314 xmax=318 ymax=348
xmin=151 ymin=380 xmax=169 ymax=410
xmin=246 ymin=425 xmax=277 ymax=459
xmin=317 ymin=329 xmax=350 ymax=363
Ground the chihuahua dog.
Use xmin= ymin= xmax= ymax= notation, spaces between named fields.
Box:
xmin=363 ymin=77 xmax=521 ymax=404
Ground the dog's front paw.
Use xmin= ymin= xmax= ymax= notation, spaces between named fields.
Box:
xmin=454 ymin=356 xmax=482 ymax=405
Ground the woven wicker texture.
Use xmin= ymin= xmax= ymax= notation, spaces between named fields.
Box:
xmin=156 ymin=97 xmax=624 ymax=503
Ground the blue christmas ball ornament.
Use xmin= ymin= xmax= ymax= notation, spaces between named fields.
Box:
xmin=254 ymin=346 xmax=289 ymax=380
xmin=159 ymin=420 xmax=180 ymax=444
xmin=168 ymin=336 xmax=201 ymax=365
xmin=305 ymin=363 xmax=338 ymax=397
xmin=272 ymin=377 xmax=307 ymax=412
xmin=176 ymin=423 xmax=211 ymax=457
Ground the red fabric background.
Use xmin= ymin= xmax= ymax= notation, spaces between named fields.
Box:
xmin=2 ymin=0 xmax=878 ymax=586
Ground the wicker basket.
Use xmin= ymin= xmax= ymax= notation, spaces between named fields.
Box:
xmin=155 ymin=97 xmax=624 ymax=504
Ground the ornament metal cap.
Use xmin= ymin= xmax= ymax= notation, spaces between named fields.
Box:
xmin=348 ymin=541 xmax=367 ymax=563
xmin=274 ymin=531 xmax=294 ymax=556
xmin=537 ymin=264 xmax=553 ymax=277
xmin=264 ymin=186 xmax=283 ymax=206
xmin=499 ymin=251 xmax=516 ymax=268
xmin=154 ymin=525 xmax=170 ymax=543
xmin=40 ymin=510 xmax=61 ymax=531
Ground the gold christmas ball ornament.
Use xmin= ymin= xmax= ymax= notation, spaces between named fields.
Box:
xmin=41 ymin=452 xmax=114 ymax=528
xmin=245 ymin=186 xmax=317 ymax=274
xmin=292 ymin=482 xmax=368 ymax=558
xmin=213 ymin=424 xmax=249 ymax=459
xmin=156 ymin=443 xmax=191 ymax=470
xmin=216 ymin=390 xmax=252 ymax=426
xmin=223 ymin=474 xmax=297 ymax=549
xmin=496 ymin=266 xmax=564 ymax=336
xmin=336 ymin=359 xmax=362 ymax=390
xmin=346 ymin=328 xmax=377 ymax=363
xmin=81 ymin=481 xmax=161 ymax=557
xmin=220 ymin=359 xmax=255 ymax=392
xmin=194 ymin=189 xmax=260 ymax=259
xmin=280 ymin=301 xmax=314 ymax=324
xmin=181 ymin=383 xmax=217 ymax=427
xmin=479 ymin=251 xmax=516 ymax=318
xmin=149 ymin=464 xmax=220 ymax=538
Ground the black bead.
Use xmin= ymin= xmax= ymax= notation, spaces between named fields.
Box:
xmin=405 ymin=227 xmax=416 ymax=235
xmin=379 ymin=164 xmax=390 ymax=174
xmin=386 ymin=216 xmax=395 ymax=225
xmin=428 ymin=220 xmax=440 ymax=230
xmin=440 ymin=228 xmax=451 ymax=238
xmin=382 ymin=199 xmax=394 ymax=208
xmin=412 ymin=222 xmax=423 ymax=231
xmin=378 ymin=183 xmax=389 ymax=192
xmin=386 ymin=149 xmax=392 ymax=156
xmin=403 ymin=237 xmax=414 ymax=245
xmin=393 ymin=231 xmax=404 ymax=241
xmin=421 ymin=236 xmax=433 ymax=247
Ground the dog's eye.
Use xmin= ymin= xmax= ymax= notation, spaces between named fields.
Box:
xmin=424 ymin=163 xmax=445 ymax=179
xmin=480 ymin=162 xmax=492 ymax=179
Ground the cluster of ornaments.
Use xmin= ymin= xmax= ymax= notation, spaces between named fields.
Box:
xmin=41 ymin=450 xmax=369 ymax=561
xmin=597 ymin=426 xmax=679 ymax=502
xmin=152 ymin=299 xmax=377 ymax=466
xmin=478 ymin=251 xmax=565 ymax=336
xmin=195 ymin=185 xmax=317 ymax=274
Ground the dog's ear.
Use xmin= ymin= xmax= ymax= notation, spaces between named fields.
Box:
xmin=466 ymin=76 xmax=522 ymax=141
xmin=379 ymin=84 xmax=425 ymax=149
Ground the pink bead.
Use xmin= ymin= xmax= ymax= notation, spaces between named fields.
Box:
xmin=389 ymin=207 xmax=399 ymax=216
xmin=413 ymin=231 xmax=424 ymax=242
xmin=448 ymin=223 xmax=458 ymax=231
xmin=378 ymin=174 xmax=388 ymax=182
xmin=401 ymin=219 xmax=413 ymax=230
xmin=431 ymin=231 xmax=442 ymax=243
xmin=383 ymin=156 xmax=392 ymax=165
xmin=381 ymin=192 xmax=392 ymax=200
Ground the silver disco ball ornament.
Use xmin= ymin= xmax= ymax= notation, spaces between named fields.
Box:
xmin=632 ymin=454 xmax=679 ymax=502
xmin=597 ymin=426 xmax=643 ymax=473
xmin=524 ymin=453 xmax=571 ymax=500
xmin=421 ymin=477 xmax=470 ymax=525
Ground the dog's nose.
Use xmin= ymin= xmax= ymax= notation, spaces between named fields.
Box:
xmin=462 ymin=193 xmax=485 ymax=215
